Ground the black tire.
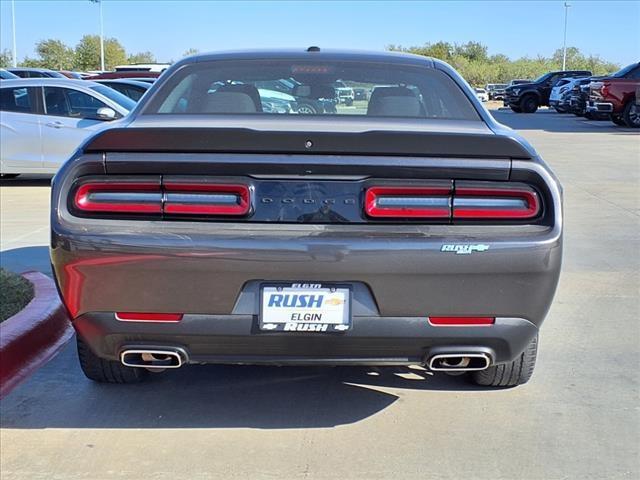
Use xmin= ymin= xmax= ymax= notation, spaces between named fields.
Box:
xmin=472 ymin=335 xmax=538 ymax=387
xmin=612 ymin=115 xmax=627 ymax=126
xmin=297 ymin=103 xmax=318 ymax=115
xmin=0 ymin=173 xmax=20 ymax=179
xmin=519 ymin=95 xmax=538 ymax=113
xmin=622 ymin=100 xmax=640 ymax=128
xmin=77 ymin=336 xmax=147 ymax=384
xmin=345 ymin=98 xmax=353 ymax=106
xmin=573 ymin=111 xmax=585 ymax=117
xmin=510 ymin=106 xmax=522 ymax=113
xmin=554 ymin=106 xmax=566 ymax=113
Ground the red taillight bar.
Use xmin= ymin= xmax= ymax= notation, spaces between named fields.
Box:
xmin=429 ymin=316 xmax=495 ymax=326
xmin=163 ymin=183 xmax=250 ymax=216
xmin=365 ymin=186 xmax=451 ymax=218
xmin=115 ymin=312 xmax=183 ymax=322
xmin=453 ymin=187 xmax=540 ymax=219
xmin=74 ymin=182 xmax=162 ymax=213
xmin=73 ymin=181 xmax=251 ymax=216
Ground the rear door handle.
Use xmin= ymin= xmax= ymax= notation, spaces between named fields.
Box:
xmin=45 ymin=121 xmax=63 ymax=128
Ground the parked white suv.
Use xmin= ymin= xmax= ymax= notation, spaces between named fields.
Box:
xmin=0 ymin=79 xmax=133 ymax=178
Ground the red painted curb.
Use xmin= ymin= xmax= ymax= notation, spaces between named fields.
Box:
xmin=0 ymin=271 xmax=73 ymax=399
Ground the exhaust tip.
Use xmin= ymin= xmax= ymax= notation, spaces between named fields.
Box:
xmin=428 ymin=353 xmax=490 ymax=372
xmin=120 ymin=349 xmax=186 ymax=369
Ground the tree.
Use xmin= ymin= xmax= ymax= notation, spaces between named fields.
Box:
xmin=34 ymin=39 xmax=75 ymax=70
xmin=454 ymin=41 xmax=488 ymax=62
xmin=74 ymin=34 xmax=126 ymax=71
xmin=183 ymin=48 xmax=199 ymax=57
xmin=127 ymin=51 xmax=156 ymax=64
xmin=0 ymin=49 xmax=12 ymax=68
xmin=387 ymin=42 xmax=620 ymax=86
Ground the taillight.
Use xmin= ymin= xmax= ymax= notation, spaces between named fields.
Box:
xmin=365 ymin=186 xmax=451 ymax=218
xmin=429 ymin=316 xmax=495 ymax=326
xmin=73 ymin=179 xmax=251 ymax=217
xmin=164 ymin=182 xmax=250 ymax=216
xmin=365 ymin=182 xmax=540 ymax=221
xmin=115 ymin=312 xmax=183 ymax=322
xmin=74 ymin=182 xmax=162 ymax=214
xmin=453 ymin=184 xmax=540 ymax=220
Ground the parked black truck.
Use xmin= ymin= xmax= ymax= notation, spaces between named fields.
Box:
xmin=504 ymin=70 xmax=592 ymax=113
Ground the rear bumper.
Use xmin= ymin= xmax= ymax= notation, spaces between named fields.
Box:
xmin=50 ymin=157 xmax=563 ymax=366
xmin=75 ymin=313 xmax=538 ymax=366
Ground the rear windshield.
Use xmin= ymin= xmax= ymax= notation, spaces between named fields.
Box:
xmin=143 ymin=59 xmax=480 ymax=120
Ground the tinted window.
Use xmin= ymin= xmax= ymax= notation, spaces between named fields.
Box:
xmin=44 ymin=87 xmax=109 ymax=119
xmin=612 ymin=64 xmax=639 ymax=78
xmin=9 ymin=70 xmax=29 ymax=78
xmin=89 ymin=85 xmax=136 ymax=110
xmin=145 ymin=59 xmax=480 ymax=120
xmin=104 ymin=83 xmax=146 ymax=101
xmin=0 ymin=87 xmax=36 ymax=113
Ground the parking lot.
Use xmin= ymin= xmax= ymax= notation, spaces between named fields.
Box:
xmin=0 ymin=108 xmax=638 ymax=479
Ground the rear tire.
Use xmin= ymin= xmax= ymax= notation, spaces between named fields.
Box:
xmin=520 ymin=95 xmax=538 ymax=113
xmin=471 ymin=335 xmax=538 ymax=387
xmin=622 ymin=100 xmax=640 ymax=128
xmin=297 ymin=103 xmax=318 ymax=115
xmin=77 ymin=336 xmax=147 ymax=384
xmin=510 ymin=106 xmax=522 ymax=113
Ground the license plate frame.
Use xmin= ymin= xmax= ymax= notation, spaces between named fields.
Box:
xmin=259 ymin=282 xmax=352 ymax=333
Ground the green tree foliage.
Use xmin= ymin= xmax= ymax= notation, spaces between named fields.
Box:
xmin=127 ymin=51 xmax=156 ymax=64
xmin=74 ymin=34 xmax=126 ymax=71
xmin=388 ymin=42 xmax=620 ymax=86
xmin=183 ymin=48 xmax=200 ymax=57
xmin=0 ymin=49 xmax=13 ymax=68
xmin=34 ymin=39 xmax=75 ymax=70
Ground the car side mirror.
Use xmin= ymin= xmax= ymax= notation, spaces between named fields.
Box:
xmin=96 ymin=107 xmax=117 ymax=121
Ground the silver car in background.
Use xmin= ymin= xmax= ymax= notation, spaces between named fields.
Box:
xmin=0 ymin=78 xmax=134 ymax=178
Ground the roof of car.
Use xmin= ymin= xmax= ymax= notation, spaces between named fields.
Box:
xmin=173 ymin=48 xmax=437 ymax=68
xmin=8 ymin=67 xmax=58 ymax=72
xmin=0 ymin=78 xmax=104 ymax=88
xmin=94 ymin=79 xmax=152 ymax=88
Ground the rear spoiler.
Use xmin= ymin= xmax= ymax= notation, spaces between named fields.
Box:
xmin=83 ymin=127 xmax=533 ymax=159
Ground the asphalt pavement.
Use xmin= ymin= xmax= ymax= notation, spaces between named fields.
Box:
xmin=0 ymin=109 xmax=638 ymax=480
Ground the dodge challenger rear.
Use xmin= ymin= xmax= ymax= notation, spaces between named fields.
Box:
xmin=50 ymin=49 xmax=562 ymax=387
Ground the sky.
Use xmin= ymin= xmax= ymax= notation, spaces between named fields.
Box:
xmin=1 ymin=0 xmax=638 ymax=66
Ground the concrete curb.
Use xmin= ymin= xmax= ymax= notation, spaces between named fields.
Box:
xmin=0 ymin=271 xmax=73 ymax=399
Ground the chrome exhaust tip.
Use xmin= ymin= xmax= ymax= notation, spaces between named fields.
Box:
xmin=428 ymin=353 xmax=490 ymax=372
xmin=120 ymin=348 xmax=186 ymax=369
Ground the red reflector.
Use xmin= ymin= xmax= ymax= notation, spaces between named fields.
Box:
xmin=453 ymin=187 xmax=539 ymax=219
xmin=115 ymin=312 xmax=183 ymax=322
xmin=74 ymin=182 xmax=162 ymax=213
xmin=163 ymin=183 xmax=250 ymax=216
xmin=365 ymin=186 xmax=451 ymax=218
xmin=429 ymin=316 xmax=495 ymax=326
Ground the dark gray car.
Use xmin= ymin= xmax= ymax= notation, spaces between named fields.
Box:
xmin=50 ymin=49 xmax=562 ymax=388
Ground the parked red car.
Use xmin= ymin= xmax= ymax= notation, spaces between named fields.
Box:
xmin=587 ymin=62 xmax=640 ymax=128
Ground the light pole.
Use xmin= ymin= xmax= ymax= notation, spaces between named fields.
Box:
xmin=11 ymin=0 xmax=17 ymax=67
xmin=90 ymin=0 xmax=106 ymax=71
xmin=562 ymin=2 xmax=571 ymax=70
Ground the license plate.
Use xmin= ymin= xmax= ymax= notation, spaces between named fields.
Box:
xmin=260 ymin=283 xmax=351 ymax=333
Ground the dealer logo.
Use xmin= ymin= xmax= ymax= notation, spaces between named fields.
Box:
xmin=441 ymin=244 xmax=490 ymax=255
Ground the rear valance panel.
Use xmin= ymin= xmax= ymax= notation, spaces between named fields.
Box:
xmin=84 ymin=127 xmax=533 ymax=159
